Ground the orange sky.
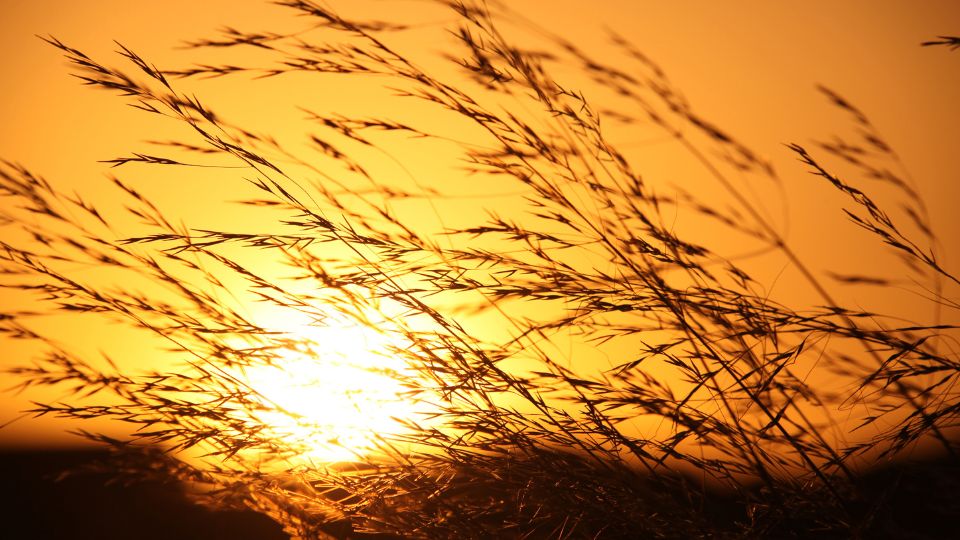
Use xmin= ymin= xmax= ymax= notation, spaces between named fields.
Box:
xmin=2 ymin=0 xmax=959 ymax=448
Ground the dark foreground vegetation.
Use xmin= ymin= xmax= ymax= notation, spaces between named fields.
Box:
xmin=3 ymin=448 xmax=958 ymax=539
xmin=2 ymin=1 xmax=958 ymax=537
xmin=0 ymin=448 xmax=287 ymax=540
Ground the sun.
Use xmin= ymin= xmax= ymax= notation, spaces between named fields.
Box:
xmin=236 ymin=316 xmax=429 ymax=464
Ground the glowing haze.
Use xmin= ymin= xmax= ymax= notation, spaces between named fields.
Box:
xmin=231 ymin=317 xmax=430 ymax=463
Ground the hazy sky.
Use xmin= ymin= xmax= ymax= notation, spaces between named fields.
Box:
xmin=2 ymin=0 xmax=959 ymax=447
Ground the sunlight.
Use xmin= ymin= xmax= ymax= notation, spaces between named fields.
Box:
xmin=239 ymin=317 xmax=426 ymax=464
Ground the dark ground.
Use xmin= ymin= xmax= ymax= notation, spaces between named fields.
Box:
xmin=1 ymin=448 xmax=289 ymax=540
xmin=2 ymin=448 xmax=959 ymax=539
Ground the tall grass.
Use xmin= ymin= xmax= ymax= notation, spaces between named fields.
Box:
xmin=2 ymin=1 xmax=958 ymax=537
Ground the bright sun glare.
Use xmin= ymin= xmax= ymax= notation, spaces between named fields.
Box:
xmin=237 ymin=318 xmax=427 ymax=464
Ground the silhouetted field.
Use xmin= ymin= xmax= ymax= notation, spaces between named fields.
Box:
xmin=3 ymin=448 xmax=959 ymax=538
xmin=1 ymin=448 xmax=288 ymax=540
xmin=2 ymin=1 xmax=958 ymax=537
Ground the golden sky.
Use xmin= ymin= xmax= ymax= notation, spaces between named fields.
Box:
xmin=2 ymin=0 xmax=959 ymax=449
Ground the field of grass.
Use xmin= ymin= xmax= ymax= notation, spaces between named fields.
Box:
xmin=1 ymin=1 xmax=958 ymax=538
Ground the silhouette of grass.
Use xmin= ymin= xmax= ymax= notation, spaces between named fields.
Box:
xmin=2 ymin=1 xmax=958 ymax=538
